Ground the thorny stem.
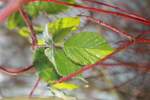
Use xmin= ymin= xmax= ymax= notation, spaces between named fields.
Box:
xmin=19 ymin=7 xmax=38 ymax=49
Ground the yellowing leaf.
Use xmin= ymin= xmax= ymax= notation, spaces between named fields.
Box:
xmin=48 ymin=17 xmax=80 ymax=43
xmin=19 ymin=27 xmax=30 ymax=37
xmin=37 ymin=39 xmax=46 ymax=45
xmin=53 ymin=83 xmax=79 ymax=90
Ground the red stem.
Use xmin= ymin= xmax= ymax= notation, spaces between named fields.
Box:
xmin=56 ymin=42 xmax=133 ymax=83
xmin=29 ymin=77 xmax=40 ymax=97
xmin=82 ymin=0 xmax=137 ymax=14
xmin=81 ymin=15 xmax=134 ymax=40
xmin=1 ymin=0 xmax=149 ymax=25
xmin=19 ymin=8 xmax=38 ymax=49
xmin=33 ymin=0 xmax=150 ymax=25
xmin=0 ymin=0 xmax=30 ymax=22
xmin=0 ymin=65 xmax=35 ymax=75
xmin=56 ymin=37 xmax=150 ymax=83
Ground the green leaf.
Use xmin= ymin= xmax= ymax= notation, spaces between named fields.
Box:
xmin=64 ymin=32 xmax=114 ymax=65
xmin=18 ymin=26 xmax=43 ymax=37
xmin=53 ymin=83 xmax=79 ymax=90
xmin=18 ymin=27 xmax=30 ymax=37
xmin=6 ymin=0 xmax=75 ymax=30
xmin=48 ymin=17 xmax=80 ymax=43
xmin=45 ymin=48 xmax=81 ymax=76
xmin=25 ymin=0 xmax=74 ymax=16
xmin=7 ymin=12 xmax=25 ymax=30
xmin=37 ymin=39 xmax=46 ymax=45
xmin=33 ymin=48 xmax=60 ymax=82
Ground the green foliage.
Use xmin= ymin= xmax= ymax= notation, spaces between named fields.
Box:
xmin=45 ymin=48 xmax=81 ymax=76
xmin=64 ymin=32 xmax=114 ymax=65
xmin=26 ymin=0 xmax=74 ymax=16
xmin=19 ymin=27 xmax=30 ymax=37
xmin=19 ymin=26 xmax=43 ymax=37
xmin=5 ymin=0 xmax=115 ymax=92
xmin=33 ymin=17 xmax=114 ymax=86
xmin=53 ymin=83 xmax=79 ymax=90
xmin=6 ymin=0 xmax=75 ymax=30
xmin=7 ymin=12 xmax=25 ymax=30
xmin=48 ymin=17 xmax=80 ymax=43
xmin=33 ymin=48 xmax=60 ymax=82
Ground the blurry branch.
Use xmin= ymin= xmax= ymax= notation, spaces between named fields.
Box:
xmin=82 ymin=0 xmax=147 ymax=20
xmin=40 ymin=0 xmax=150 ymax=25
xmin=0 ymin=65 xmax=35 ymax=75
xmin=0 ymin=0 xmax=30 ymax=22
xmin=19 ymin=8 xmax=37 ymax=49
xmin=1 ymin=0 xmax=149 ymax=25
xmin=79 ymin=15 xmax=134 ymax=40
xmin=29 ymin=77 xmax=41 ymax=97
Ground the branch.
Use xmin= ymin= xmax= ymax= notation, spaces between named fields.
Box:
xmin=0 ymin=65 xmax=35 ymax=75
xmin=0 ymin=0 xmax=30 ymax=22
xmin=81 ymin=15 xmax=134 ymax=40
xmin=82 ymin=0 xmax=147 ymax=22
xmin=56 ymin=37 xmax=150 ymax=83
xmin=29 ymin=77 xmax=40 ymax=97
xmin=19 ymin=7 xmax=38 ymax=49
xmin=56 ymin=41 xmax=133 ymax=83
xmin=36 ymin=0 xmax=150 ymax=25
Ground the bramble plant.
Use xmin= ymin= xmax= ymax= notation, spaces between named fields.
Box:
xmin=0 ymin=0 xmax=150 ymax=98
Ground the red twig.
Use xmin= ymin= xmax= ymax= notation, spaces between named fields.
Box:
xmin=33 ymin=0 xmax=150 ymax=25
xmin=0 ymin=65 xmax=35 ymax=75
xmin=56 ymin=41 xmax=133 ymax=83
xmin=56 ymin=37 xmax=150 ymax=83
xmin=113 ymin=58 xmax=150 ymax=73
xmin=82 ymin=0 xmax=137 ymax=14
xmin=81 ymin=15 xmax=134 ymax=40
xmin=100 ymin=74 xmax=138 ymax=91
xmin=29 ymin=77 xmax=41 ymax=97
xmin=0 ymin=0 xmax=30 ymax=22
xmin=19 ymin=8 xmax=37 ymax=49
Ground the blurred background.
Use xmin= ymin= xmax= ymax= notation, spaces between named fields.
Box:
xmin=0 ymin=0 xmax=150 ymax=100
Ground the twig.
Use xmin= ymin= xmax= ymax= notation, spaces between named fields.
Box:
xmin=19 ymin=7 xmax=37 ymax=49
xmin=0 ymin=65 xmax=35 ymax=75
xmin=56 ymin=41 xmax=133 ymax=83
xmin=0 ymin=0 xmax=30 ymax=22
xmin=56 ymin=37 xmax=150 ymax=83
xmin=82 ymin=0 xmax=147 ymax=21
xmin=82 ymin=15 xmax=134 ymax=40
xmin=36 ymin=0 xmax=150 ymax=25
xmin=29 ymin=77 xmax=41 ymax=97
